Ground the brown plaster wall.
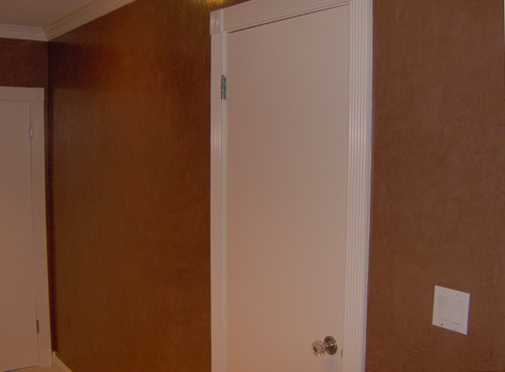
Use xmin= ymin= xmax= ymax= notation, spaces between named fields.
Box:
xmin=46 ymin=0 xmax=505 ymax=371
xmin=367 ymin=1 xmax=505 ymax=371
xmin=48 ymin=1 xmax=245 ymax=371
xmin=0 ymin=38 xmax=48 ymax=88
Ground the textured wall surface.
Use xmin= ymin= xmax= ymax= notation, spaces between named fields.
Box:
xmin=0 ymin=38 xmax=48 ymax=88
xmin=367 ymin=1 xmax=505 ymax=371
xmin=36 ymin=0 xmax=505 ymax=370
xmin=48 ymin=1 xmax=245 ymax=371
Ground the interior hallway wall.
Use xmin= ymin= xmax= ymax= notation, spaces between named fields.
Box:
xmin=48 ymin=1 xmax=245 ymax=371
xmin=0 ymin=38 xmax=48 ymax=88
xmin=367 ymin=1 xmax=505 ymax=371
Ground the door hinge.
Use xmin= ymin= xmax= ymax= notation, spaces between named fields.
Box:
xmin=36 ymin=320 xmax=40 ymax=333
xmin=221 ymin=75 xmax=227 ymax=100
xmin=29 ymin=124 xmax=33 ymax=139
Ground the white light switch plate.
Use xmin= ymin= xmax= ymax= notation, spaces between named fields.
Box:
xmin=432 ymin=285 xmax=470 ymax=335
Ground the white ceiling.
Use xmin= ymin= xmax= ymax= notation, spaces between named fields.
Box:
xmin=0 ymin=0 xmax=136 ymax=41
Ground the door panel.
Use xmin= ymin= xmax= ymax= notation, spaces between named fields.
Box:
xmin=225 ymin=6 xmax=349 ymax=371
xmin=0 ymin=101 xmax=39 ymax=372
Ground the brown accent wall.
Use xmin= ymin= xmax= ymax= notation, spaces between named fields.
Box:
xmin=0 ymin=38 xmax=48 ymax=88
xmin=47 ymin=0 xmax=505 ymax=371
xmin=48 ymin=1 xmax=245 ymax=371
xmin=367 ymin=1 xmax=505 ymax=371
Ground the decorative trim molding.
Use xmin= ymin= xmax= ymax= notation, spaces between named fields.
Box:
xmin=0 ymin=86 xmax=44 ymax=102
xmin=210 ymin=30 xmax=226 ymax=372
xmin=44 ymin=0 xmax=137 ymax=40
xmin=211 ymin=0 xmax=349 ymax=34
xmin=209 ymin=10 xmax=224 ymax=35
xmin=342 ymin=0 xmax=373 ymax=371
xmin=31 ymin=94 xmax=53 ymax=369
xmin=0 ymin=0 xmax=137 ymax=41
xmin=0 ymin=24 xmax=47 ymax=41
xmin=53 ymin=353 xmax=73 ymax=372
xmin=210 ymin=1 xmax=373 ymax=372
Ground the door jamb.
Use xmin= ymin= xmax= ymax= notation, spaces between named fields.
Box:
xmin=209 ymin=1 xmax=373 ymax=370
xmin=0 ymin=86 xmax=52 ymax=368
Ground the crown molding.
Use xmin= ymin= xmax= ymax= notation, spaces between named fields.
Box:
xmin=0 ymin=0 xmax=136 ymax=42
xmin=44 ymin=0 xmax=136 ymax=40
xmin=0 ymin=24 xmax=47 ymax=41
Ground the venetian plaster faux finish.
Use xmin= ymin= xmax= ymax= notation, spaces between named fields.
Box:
xmin=0 ymin=38 xmax=48 ymax=88
xmin=48 ymin=1 xmax=246 ymax=371
xmin=367 ymin=1 xmax=505 ymax=371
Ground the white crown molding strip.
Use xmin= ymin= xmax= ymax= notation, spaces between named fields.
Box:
xmin=53 ymin=352 xmax=73 ymax=372
xmin=44 ymin=0 xmax=137 ymax=40
xmin=0 ymin=24 xmax=47 ymax=41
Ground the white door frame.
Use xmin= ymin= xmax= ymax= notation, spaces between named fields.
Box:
xmin=0 ymin=86 xmax=52 ymax=368
xmin=210 ymin=0 xmax=373 ymax=370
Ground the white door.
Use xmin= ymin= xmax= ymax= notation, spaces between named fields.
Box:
xmin=211 ymin=1 xmax=372 ymax=371
xmin=226 ymin=5 xmax=349 ymax=372
xmin=0 ymin=88 xmax=51 ymax=371
xmin=0 ymin=100 xmax=39 ymax=371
